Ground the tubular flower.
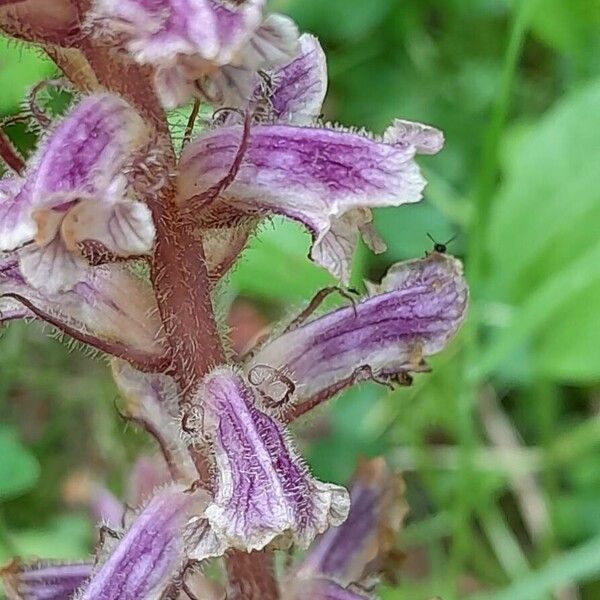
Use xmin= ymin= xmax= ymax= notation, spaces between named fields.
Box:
xmin=248 ymin=252 xmax=468 ymax=418
xmin=0 ymin=94 xmax=155 ymax=294
xmin=176 ymin=29 xmax=443 ymax=284
xmin=196 ymin=367 xmax=350 ymax=551
xmin=78 ymin=484 xmax=209 ymax=600
xmin=0 ymin=0 xmax=469 ymax=595
xmin=0 ymin=255 xmax=166 ymax=369
xmin=178 ymin=120 xmax=443 ymax=285
xmin=297 ymin=458 xmax=408 ymax=594
xmin=1 ymin=559 xmax=92 ymax=600
xmin=88 ymin=0 xmax=299 ymax=108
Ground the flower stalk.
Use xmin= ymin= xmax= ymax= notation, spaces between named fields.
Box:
xmin=0 ymin=2 xmax=469 ymax=598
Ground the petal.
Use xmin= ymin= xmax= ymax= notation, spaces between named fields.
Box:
xmin=198 ymin=367 xmax=350 ymax=551
xmin=0 ymin=255 xmax=166 ymax=364
xmin=18 ymin=238 xmax=89 ymax=294
xmin=1 ymin=559 xmax=92 ymax=600
xmin=267 ymin=33 xmax=327 ymax=124
xmin=203 ymin=221 xmax=256 ymax=281
xmin=111 ymin=360 xmax=198 ymax=481
xmin=241 ymin=13 xmax=299 ymax=70
xmin=91 ymin=0 xmax=264 ymax=66
xmin=0 ymin=94 xmax=149 ymax=269
xmin=300 ymin=458 xmax=408 ymax=586
xmin=153 ymin=63 xmax=196 ymax=111
xmin=80 ymin=484 xmax=208 ymax=600
xmin=60 ymin=198 xmax=155 ymax=257
xmin=248 ymin=253 xmax=468 ymax=415
xmin=178 ymin=121 xmax=443 ymax=284
xmin=28 ymin=94 xmax=146 ymax=210
xmin=89 ymin=1 xmax=299 ymax=108
xmin=0 ymin=177 xmax=36 ymax=252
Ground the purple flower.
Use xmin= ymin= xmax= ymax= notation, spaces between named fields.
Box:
xmin=79 ymin=484 xmax=208 ymax=600
xmin=178 ymin=120 xmax=443 ymax=284
xmin=0 ymin=255 xmax=166 ymax=370
xmin=0 ymin=94 xmax=155 ymax=294
xmin=299 ymin=458 xmax=408 ymax=590
xmin=0 ymin=2 xmax=468 ymax=596
xmin=248 ymin=252 xmax=468 ymax=419
xmin=197 ymin=367 xmax=350 ymax=551
xmin=1 ymin=559 xmax=92 ymax=600
xmin=88 ymin=0 xmax=299 ymax=108
xmin=111 ymin=360 xmax=198 ymax=481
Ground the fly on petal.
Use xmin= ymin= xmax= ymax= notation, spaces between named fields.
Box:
xmin=178 ymin=121 xmax=443 ymax=284
xmin=197 ymin=367 xmax=350 ymax=551
xmin=1 ymin=559 xmax=92 ymax=600
xmin=79 ymin=484 xmax=208 ymax=600
xmin=247 ymin=252 xmax=468 ymax=417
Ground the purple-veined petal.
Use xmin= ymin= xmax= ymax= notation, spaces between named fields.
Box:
xmin=268 ymin=33 xmax=327 ymax=124
xmin=89 ymin=0 xmax=299 ymax=108
xmin=18 ymin=238 xmax=89 ymax=294
xmin=300 ymin=458 xmax=407 ymax=587
xmin=178 ymin=121 xmax=443 ymax=284
xmin=198 ymin=367 xmax=350 ymax=551
xmin=60 ymin=197 xmax=155 ymax=257
xmin=28 ymin=94 xmax=146 ymax=213
xmin=1 ymin=559 xmax=92 ymax=600
xmin=79 ymin=484 xmax=208 ymax=600
xmin=111 ymin=360 xmax=198 ymax=482
xmin=247 ymin=253 xmax=468 ymax=417
xmin=1 ymin=94 xmax=154 ymax=291
xmin=0 ymin=255 xmax=166 ymax=367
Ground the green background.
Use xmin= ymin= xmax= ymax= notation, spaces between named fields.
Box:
xmin=1 ymin=0 xmax=600 ymax=598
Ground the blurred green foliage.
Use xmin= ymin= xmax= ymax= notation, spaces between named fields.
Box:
xmin=1 ymin=0 xmax=600 ymax=598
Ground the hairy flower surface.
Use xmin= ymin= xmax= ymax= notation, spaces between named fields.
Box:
xmin=0 ymin=255 xmax=165 ymax=366
xmin=198 ymin=367 xmax=350 ymax=551
xmin=178 ymin=121 xmax=443 ymax=284
xmin=0 ymin=94 xmax=155 ymax=293
xmin=0 ymin=1 xmax=468 ymax=596
xmin=78 ymin=484 xmax=208 ymax=600
xmin=249 ymin=252 xmax=468 ymax=414
xmin=89 ymin=0 xmax=298 ymax=108
xmin=111 ymin=360 xmax=197 ymax=480
xmin=1 ymin=559 xmax=92 ymax=600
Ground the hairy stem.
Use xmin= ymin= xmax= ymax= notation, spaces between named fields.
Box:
xmin=225 ymin=550 xmax=280 ymax=600
xmin=0 ymin=129 xmax=25 ymax=174
xmin=60 ymin=37 xmax=277 ymax=596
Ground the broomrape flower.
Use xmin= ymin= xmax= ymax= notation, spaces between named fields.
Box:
xmin=0 ymin=2 xmax=468 ymax=598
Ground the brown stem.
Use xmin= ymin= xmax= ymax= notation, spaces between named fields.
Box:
xmin=225 ymin=550 xmax=279 ymax=600
xmin=0 ymin=129 xmax=25 ymax=174
xmin=66 ymin=34 xmax=277 ymax=595
xmin=151 ymin=205 xmax=225 ymax=389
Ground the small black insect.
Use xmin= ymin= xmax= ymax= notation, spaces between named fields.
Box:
xmin=427 ymin=232 xmax=457 ymax=254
